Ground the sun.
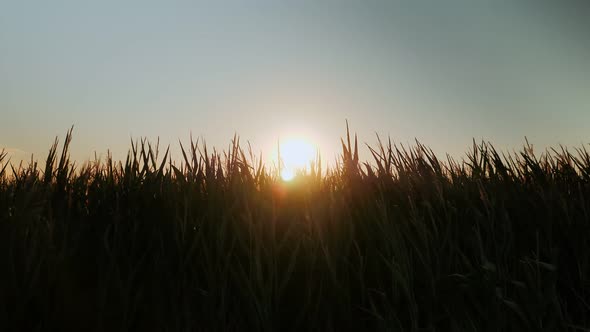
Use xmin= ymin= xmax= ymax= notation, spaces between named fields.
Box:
xmin=279 ymin=138 xmax=316 ymax=181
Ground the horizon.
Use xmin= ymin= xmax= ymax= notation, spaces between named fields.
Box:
xmin=3 ymin=124 xmax=588 ymax=181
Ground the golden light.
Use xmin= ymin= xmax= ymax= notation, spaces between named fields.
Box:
xmin=281 ymin=168 xmax=296 ymax=181
xmin=279 ymin=138 xmax=316 ymax=181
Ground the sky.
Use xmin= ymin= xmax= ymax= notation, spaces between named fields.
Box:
xmin=1 ymin=0 xmax=589 ymax=167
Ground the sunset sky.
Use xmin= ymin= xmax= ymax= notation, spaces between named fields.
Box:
xmin=1 ymin=1 xmax=589 ymax=167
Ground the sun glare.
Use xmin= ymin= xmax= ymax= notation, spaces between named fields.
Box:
xmin=281 ymin=168 xmax=296 ymax=181
xmin=279 ymin=138 xmax=316 ymax=181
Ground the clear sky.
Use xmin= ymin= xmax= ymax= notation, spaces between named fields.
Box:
xmin=1 ymin=0 xmax=589 ymax=166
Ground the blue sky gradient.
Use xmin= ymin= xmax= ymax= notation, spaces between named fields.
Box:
xmin=1 ymin=0 xmax=589 ymax=165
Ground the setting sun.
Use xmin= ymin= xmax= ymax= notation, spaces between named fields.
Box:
xmin=279 ymin=138 xmax=316 ymax=181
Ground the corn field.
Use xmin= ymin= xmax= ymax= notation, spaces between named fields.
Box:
xmin=1 ymin=126 xmax=590 ymax=331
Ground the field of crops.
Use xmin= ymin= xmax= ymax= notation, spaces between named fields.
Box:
xmin=1 ymin=127 xmax=590 ymax=331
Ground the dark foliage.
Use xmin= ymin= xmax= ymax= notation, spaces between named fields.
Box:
xmin=1 ymin=126 xmax=589 ymax=331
